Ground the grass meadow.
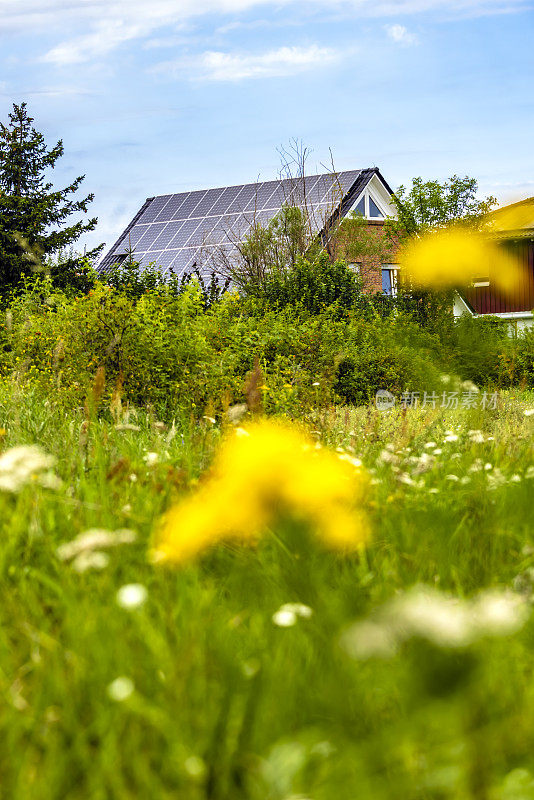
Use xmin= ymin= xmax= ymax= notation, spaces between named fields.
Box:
xmin=1 ymin=379 xmax=534 ymax=799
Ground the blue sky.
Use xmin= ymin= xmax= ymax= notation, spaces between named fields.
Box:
xmin=1 ymin=0 xmax=533 ymax=255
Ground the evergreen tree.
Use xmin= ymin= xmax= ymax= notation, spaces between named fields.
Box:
xmin=0 ymin=102 xmax=102 ymax=293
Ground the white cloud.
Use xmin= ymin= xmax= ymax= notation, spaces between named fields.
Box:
xmin=143 ymin=33 xmax=191 ymax=50
xmin=155 ymin=44 xmax=340 ymax=81
xmin=386 ymin=23 xmax=419 ymax=45
xmin=43 ymin=20 xmax=146 ymax=65
xmin=0 ymin=0 xmax=528 ymax=64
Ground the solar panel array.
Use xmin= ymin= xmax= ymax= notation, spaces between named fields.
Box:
xmin=99 ymin=170 xmax=364 ymax=278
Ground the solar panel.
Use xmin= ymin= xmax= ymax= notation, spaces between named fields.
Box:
xmin=192 ymin=187 xmax=225 ymax=218
xmin=141 ymin=195 xmax=172 ymax=223
xmin=99 ymin=169 xmax=371 ymax=278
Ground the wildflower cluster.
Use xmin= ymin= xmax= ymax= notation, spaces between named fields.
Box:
xmin=152 ymin=420 xmax=370 ymax=564
xmin=0 ymin=445 xmax=60 ymax=493
xmin=342 ymin=585 xmax=529 ymax=659
xmin=56 ymin=527 xmax=137 ymax=573
xmin=376 ymin=426 xmax=531 ymax=493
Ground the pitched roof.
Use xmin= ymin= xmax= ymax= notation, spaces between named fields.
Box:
xmin=98 ymin=167 xmax=387 ymax=277
xmin=488 ymin=196 xmax=534 ymax=238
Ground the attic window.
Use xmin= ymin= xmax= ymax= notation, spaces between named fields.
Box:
xmin=354 ymin=197 xmax=366 ymax=216
xmin=369 ymin=197 xmax=384 ymax=218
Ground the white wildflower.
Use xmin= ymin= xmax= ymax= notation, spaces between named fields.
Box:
xmin=432 ymin=448 xmax=443 ymax=456
xmin=510 ymin=474 xmax=522 ymax=483
xmin=340 ymin=620 xmax=398 ymax=660
xmin=279 ymin=602 xmax=313 ymax=619
xmin=472 ymin=590 xmax=529 ymax=636
xmin=342 ymin=585 xmax=529 ymax=660
xmin=424 ymin=442 xmax=437 ymax=449
xmin=273 ymin=602 xmax=313 ymax=627
xmin=226 ymin=404 xmax=248 ymax=424
xmin=469 ymin=459 xmax=484 ymax=473
xmin=312 ymin=381 xmax=320 ymax=387
xmin=428 ymin=488 xmax=439 ymax=494
xmin=184 ymin=756 xmax=207 ymax=780
xmin=391 ymin=586 xmax=472 ymax=648
xmin=487 ymin=468 xmax=506 ymax=490
xmin=165 ymin=422 xmax=177 ymax=444
xmin=397 ymin=472 xmax=416 ymax=486
xmin=129 ymin=473 xmax=138 ymax=483
xmin=445 ymin=474 xmax=459 ymax=482
xmin=38 ymin=472 xmax=63 ymax=490
xmin=71 ymin=551 xmax=110 ymax=573
xmin=56 ymin=528 xmax=136 ymax=562
xmin=378 ymin=449 xmax=399 ymax=465
xmin=337 ymin=453 xmax=363 ymax=468
xmin=143 ymin=451 xmax=159 ymax=466
xmin=413 ymin=452 xmax=435 ymax=475
xmin=468 ymin=430 xmax=485 ymax=443
xmin=107 ymin=677 xmax=134 ymax=702
xmin=461 ymin=380 xmax=479 ymax=393
xmin=460 ymin=476 xmax=471 ymax=485
xmin=444 ymin=434 xmax=459 ymax=443
xmin=272 ymin=609 xmax=297 ymax=627
xmin=0 ymin=445 xmax=58 ymax=493
xmin=525 ymin=466 xmax=534 ymax=480
xmin=523 ymin=409 xmax=534 ymax=417
xmin=116 ymin=583 xmax=148 ymax=610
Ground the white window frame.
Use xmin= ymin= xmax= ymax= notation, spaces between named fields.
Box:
xmin=351 ymin=190 xmax=388 ymax=220
xmin=382 ymin=264 xmax=399 ymax=296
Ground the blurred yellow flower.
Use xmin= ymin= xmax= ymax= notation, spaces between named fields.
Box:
xmin=399 ymin=226 xmax=522 ymax=292
xmin=152 ymin=421 xmax=370 ymax=564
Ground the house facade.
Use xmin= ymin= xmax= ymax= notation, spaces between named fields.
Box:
xmin=98 ymin=167 xmax=398 ymax=294
xmin=455 ymin=197 xmax=534 ymax=332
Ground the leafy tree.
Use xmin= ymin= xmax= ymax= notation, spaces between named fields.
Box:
xmin=385 ymin=175 xmax=497 ymax=242
xmin=0 ymin=102 xmax=102 ymax=294
xmin=216 ymin=204 xmax=317 ymax=291
xmin=380 ymin=175 xmax=497 ymax=335
xmin=247 ymin=250 xmax=363 ymax=315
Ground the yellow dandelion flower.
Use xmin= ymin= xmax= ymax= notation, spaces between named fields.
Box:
xmin=399 ymin=226 xmax=522 ymax=293
xmin=152 ymin=421 xmax=370 ymax=564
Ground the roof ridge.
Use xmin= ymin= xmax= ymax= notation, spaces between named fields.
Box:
xmin=146 ymin=169 xmax=366 ymax=200
xmin=493 ymin=196 xmax=534 ymax=212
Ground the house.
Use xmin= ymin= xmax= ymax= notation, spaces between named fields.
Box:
xmin=454 ymin=196 xmax=534 ymax=332
xmin=98 ymin=167 xmax=398 ymax=294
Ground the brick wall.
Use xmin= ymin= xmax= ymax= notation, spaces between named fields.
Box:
xmin=329 ymin=219 xmax=400 ymax=294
